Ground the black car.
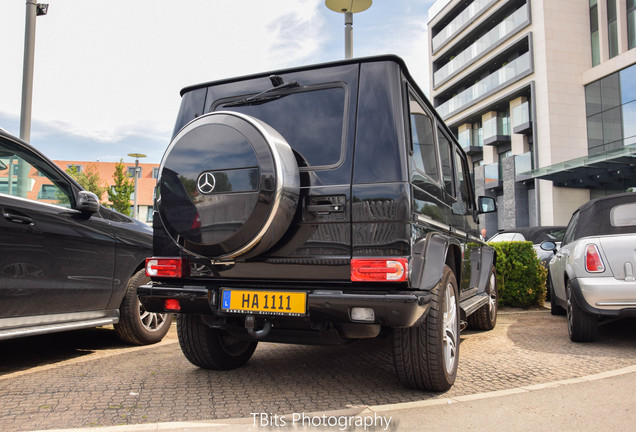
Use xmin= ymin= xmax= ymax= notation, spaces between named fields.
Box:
xmin=0 ymin=129 xmax=172 ymax=344
xmin=139 ymin=56 xmax=497 ymax=391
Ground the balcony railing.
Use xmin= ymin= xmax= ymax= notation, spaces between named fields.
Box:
xmin=514 ymin=151 xmax=533 ymax=175
xmin=437 ymin=52 xmax=531 ymax=119
xmin=434 ymin=4 xmax=529 ymax=87
xmin=512 ymin=100 xmax=532 ymax=133
xmin=458 ymin=128 xmax=484 ymax=155
xmin=432 ymin=0 xmax=497 ymax=53
xmin=484 ymin=162 xmax=499 ymax=183
xmin=483 ymin=116 xmax=510 ymax=139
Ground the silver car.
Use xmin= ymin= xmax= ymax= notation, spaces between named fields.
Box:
xmin=543 ymin=192 xmax=636 ymax=342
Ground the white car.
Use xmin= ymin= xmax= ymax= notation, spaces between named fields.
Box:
xmin=542 ymin=192 xmax=636 ymax=342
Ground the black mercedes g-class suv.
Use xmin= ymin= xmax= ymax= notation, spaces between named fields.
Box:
xmin=139 ymin=55 xmax=497 ymax=392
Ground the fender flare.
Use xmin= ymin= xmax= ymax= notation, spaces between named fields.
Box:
xmin=410 ymin=232 xmax=450 ymax=291
xmin=477 ymin=245 xmax=496 ymax=293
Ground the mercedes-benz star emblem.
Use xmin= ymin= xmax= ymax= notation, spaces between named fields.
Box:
xmin=197 ymin=172 xmax=216 ymax=194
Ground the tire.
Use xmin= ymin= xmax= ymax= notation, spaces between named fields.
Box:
xmin=467 ymin=264 xmax=497 ymax=331
xmin=158 ymin=111 xmax=300 ymax=260
xmin=177 ymin=314 xmax=257 ymax=370
xmin=114 ymin=269 xmax=173 ymax=345
xmin=566 ymin=279 xmax=597 ymax=342
xmin=549 ymin=277 xmax=566 ymax=316
xmin=393 ymin=265 xmax=460 ymax=392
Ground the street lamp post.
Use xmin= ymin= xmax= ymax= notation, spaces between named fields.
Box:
xmin=127 ymin=153 xmax=147 ymax=220
xmin=325 ymin=0 xmax=372 ymax=59
xmin=20 ymin=1 xmax=48 ymax=143
xmin=18 ymin=2 xmax=48 ymax=199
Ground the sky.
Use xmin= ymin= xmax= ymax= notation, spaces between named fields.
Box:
xmin=1 ymin=0 xmax=435 ymax=164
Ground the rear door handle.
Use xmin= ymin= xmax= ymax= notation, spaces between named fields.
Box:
xmin=306 ymin=195 xmax=346 ymax=215
xmin=306 ymin=203 xmax=343 ymax=213
xmin=2 ymin=209 xmax=34 ymax=225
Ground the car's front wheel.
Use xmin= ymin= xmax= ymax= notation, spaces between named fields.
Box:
xmin=114 ymin=269 xmax=173 ymax=345
xmin=177 ymin=314 xmax=257 ymax=370
xmin=393 ymin=265 xmax=459 ymax=391
xmin=566 ymin=279 xmax=597 ymax=342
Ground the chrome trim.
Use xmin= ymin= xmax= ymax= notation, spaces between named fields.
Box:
xmin=0 ymin=318 xmax=117 ymax=341
xmin=417 ymin=214 xmax=450 ymax=231
xmin=0 ymin=310 xmax=119 ymax=330
xmin=0 ymin=310 xmax=120 ymax=341
xmin=595 ymin=301 xmax=636 ymax=307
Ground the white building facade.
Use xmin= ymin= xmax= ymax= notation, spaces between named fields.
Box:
xmin=428 ymin=0 xmax=636 ymax=233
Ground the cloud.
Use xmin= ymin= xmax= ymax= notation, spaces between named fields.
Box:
xmin=0 ymin=0 xmax=434 ymax=162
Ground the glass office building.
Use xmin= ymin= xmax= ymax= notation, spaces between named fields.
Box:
xmin=428 ymin=0 xmax=636 ymax=233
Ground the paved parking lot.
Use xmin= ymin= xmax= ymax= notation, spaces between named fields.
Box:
xmin=1 ymin=308 xmax=635 ymax=431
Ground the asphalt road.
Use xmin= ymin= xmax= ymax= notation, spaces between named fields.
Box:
xmin=1 ymin=308 xmax=635 ymax=431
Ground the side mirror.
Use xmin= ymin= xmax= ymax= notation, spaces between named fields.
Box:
xmin=540 ymin=241 xmax=557 ymax=252
xmin=77 ymin=191 xmax=100 ymax=214
xmin=477 ymin=196 xmax=497 ymax=214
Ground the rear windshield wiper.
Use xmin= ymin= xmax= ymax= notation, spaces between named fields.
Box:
xmin=223 ymin=75 xmax=299 ymax=108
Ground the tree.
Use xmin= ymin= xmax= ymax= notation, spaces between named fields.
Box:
xmin=66 ymin=163 xmax=108 ymax=203
xmin=108 ymin=159 xmax=135 ymax=216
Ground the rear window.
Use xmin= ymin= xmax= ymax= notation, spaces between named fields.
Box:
xmin=213 ymin=86 xmax=347 ymax=170
xmin=610 ymin=203 xmax=636 ymax=227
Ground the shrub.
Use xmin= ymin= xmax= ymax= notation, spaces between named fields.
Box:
xmin=489 ymin=241 xmax=547 ymax=308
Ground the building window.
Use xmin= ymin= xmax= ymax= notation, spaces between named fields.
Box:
xmin=146 ymin=206 xmax=154 ymax=223
xmin=152 ymin=167 xmax=159 ymax=179
xmin=127 ymin=166 xmax=142 ymax=178
xmin=629 ymin=0 xmax=636 ymax=49
xmin=608 ymin=0 xmax=619 ymax=58
xmin=590 ymin=0 xmax=600 ymax=66
xmin=67 ymin=164 xmax=83 ymax=173
xmin=585 ymin=63 xmax=636 ymax=153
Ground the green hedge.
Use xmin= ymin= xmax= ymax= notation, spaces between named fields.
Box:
xmin=488 ymin=241 xmax=547 ymax=308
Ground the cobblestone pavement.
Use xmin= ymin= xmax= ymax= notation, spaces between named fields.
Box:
xmin=1 ymin=309 xmax=635 ymax=431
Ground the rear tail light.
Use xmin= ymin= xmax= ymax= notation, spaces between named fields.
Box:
xmin=351 ymin=258 xmax=409 ymax=282
xmin=585 ymin=244 xmax=605 ymax=273
xmin=146 ymin=258 xmax=184 ymax=278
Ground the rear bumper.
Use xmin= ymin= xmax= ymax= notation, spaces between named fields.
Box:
xmin=570 ymin=277 xmax=636 ymax=317
xmin=138 ymin=283 xmax=432 ymax=328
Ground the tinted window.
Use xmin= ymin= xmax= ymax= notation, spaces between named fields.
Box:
xmin=0 ymin=138 xmax=74 ymax=208
xmin=438 ymin=126 xmax=455 ymax=197
xmin=408 ymin=92 xmax=439 ymax=181
xmin=455 ymin=149 xmax=471 ymax=209
xmin=216 ymin=86 xmax=346 ymax=169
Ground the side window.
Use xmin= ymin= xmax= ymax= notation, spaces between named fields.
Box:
xmin=408 ymin=91 xmax=439 ymax=182
xmin=562 ymin=212 xmax=580 ymax=245
xmin=454 ymin=149 xmax=472 ymax=211
xmin=0 ymin=138 xmax=74 ymax=208
xmin=437 ymin=126 xmax=455 ymax=197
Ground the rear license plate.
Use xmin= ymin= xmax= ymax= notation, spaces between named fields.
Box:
xmin=220 ymin=289 xmax=307 ymax=316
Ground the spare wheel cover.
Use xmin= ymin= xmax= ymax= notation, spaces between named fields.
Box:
xmin=157 ymin=111 xmax=299 ymax=260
